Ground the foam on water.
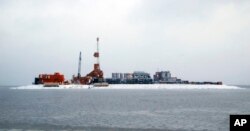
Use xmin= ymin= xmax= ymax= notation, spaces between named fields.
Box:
xmin=11 ymin=84 xmax=241 ymax=90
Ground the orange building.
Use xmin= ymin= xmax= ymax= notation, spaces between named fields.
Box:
xmin=34 ymin=72 xmax=65 ymax=84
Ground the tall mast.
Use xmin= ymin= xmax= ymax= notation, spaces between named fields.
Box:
xmin=77 ymin=51 xmax=81 ymax=78
xmin=96 ymin=37 xmax=100 ymax=64
xmin=93 ymin=37 xmax=100 ymax=70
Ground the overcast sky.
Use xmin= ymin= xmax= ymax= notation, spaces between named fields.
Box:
xmin=0 ymin=0 xmax=250 ymax=85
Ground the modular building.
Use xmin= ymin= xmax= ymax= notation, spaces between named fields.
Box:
xmin=34 ymin=72 xmax=65 ymax=84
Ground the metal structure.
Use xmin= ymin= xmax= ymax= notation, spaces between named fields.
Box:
xmin=96 ymin=37 xmax=100 ymax=64
xmin=77 ymin=52 xmax=82 ymax=78
xmin=72 ymin=37 xmax=104 ymax=84
xmin=86 ymin=37 xmax=104 ymax=82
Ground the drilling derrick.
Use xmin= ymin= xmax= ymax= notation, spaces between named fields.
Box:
xmin=93 ymin=37 xmax=101 ymax=71
xmin=95 ymin=37 xmax=100 ymax=65
xmin=86 ymin=37 xmax=104 ymax=83
xmin=72 ymin=37 xmax=106 ymax=85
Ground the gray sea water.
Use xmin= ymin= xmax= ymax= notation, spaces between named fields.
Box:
xmin=0 ymin=85 xmax=250 ymax=131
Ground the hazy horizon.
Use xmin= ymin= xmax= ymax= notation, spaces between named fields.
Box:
xmin=1 ymin=0 xmax=250 ymax=85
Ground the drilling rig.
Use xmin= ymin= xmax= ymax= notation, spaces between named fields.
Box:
xmin=72 ymin=37 xmax=107 ymax=86
xmin=85 ymin=37 xmax=104 ymax=83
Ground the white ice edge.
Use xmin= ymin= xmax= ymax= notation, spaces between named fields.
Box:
xmin=11 ymin=84 xmax=242 ymax=90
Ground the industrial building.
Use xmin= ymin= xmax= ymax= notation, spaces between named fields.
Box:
xmin=34 ymin=72 xmax=65 ymax=85
xmin=153 ymin=71 xmax=183 ymax=83
xmin=133 ymin=71 xmax=151 ymax=79
xmin=112 ymin=73 xmax=124 ymax=80
xmin=106 ymin=71 xmax=153 ymax=84
xmin=124 ymin=73 xmax=133 ymax=79
xmin=153 ymin=71 xmax=171 ymax=82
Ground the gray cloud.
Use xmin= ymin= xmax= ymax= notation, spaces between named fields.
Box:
xmin=0 ymin=0 xmax=250 ymax=85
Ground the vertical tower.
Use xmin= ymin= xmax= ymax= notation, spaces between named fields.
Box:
xmin=77 ymin=51 xmax=81 ymax=78
xmin=96 ymin=37 xmax=100 ymax=64
xmin=86 ymin=37 xmax=104 ymax=83
xmin=94 ymin=37 xmax=100 ymax=70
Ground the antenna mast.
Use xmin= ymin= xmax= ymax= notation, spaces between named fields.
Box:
xmin=96 ymin=37 xmax=100 ymax=64
xmin=77 ymin=51 xmax=81 ymax=78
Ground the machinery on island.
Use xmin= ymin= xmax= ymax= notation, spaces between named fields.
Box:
xmin=72 ymin=37 xmax=108 ymax=86
xmin=34 ymin=37 xmax=108 ymax=87
xmin=33 ymin=37 xmax=222 ymax=87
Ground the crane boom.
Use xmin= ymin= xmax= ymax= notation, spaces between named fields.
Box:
xmin=77 ymin=52 xmax=81 ymax=78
